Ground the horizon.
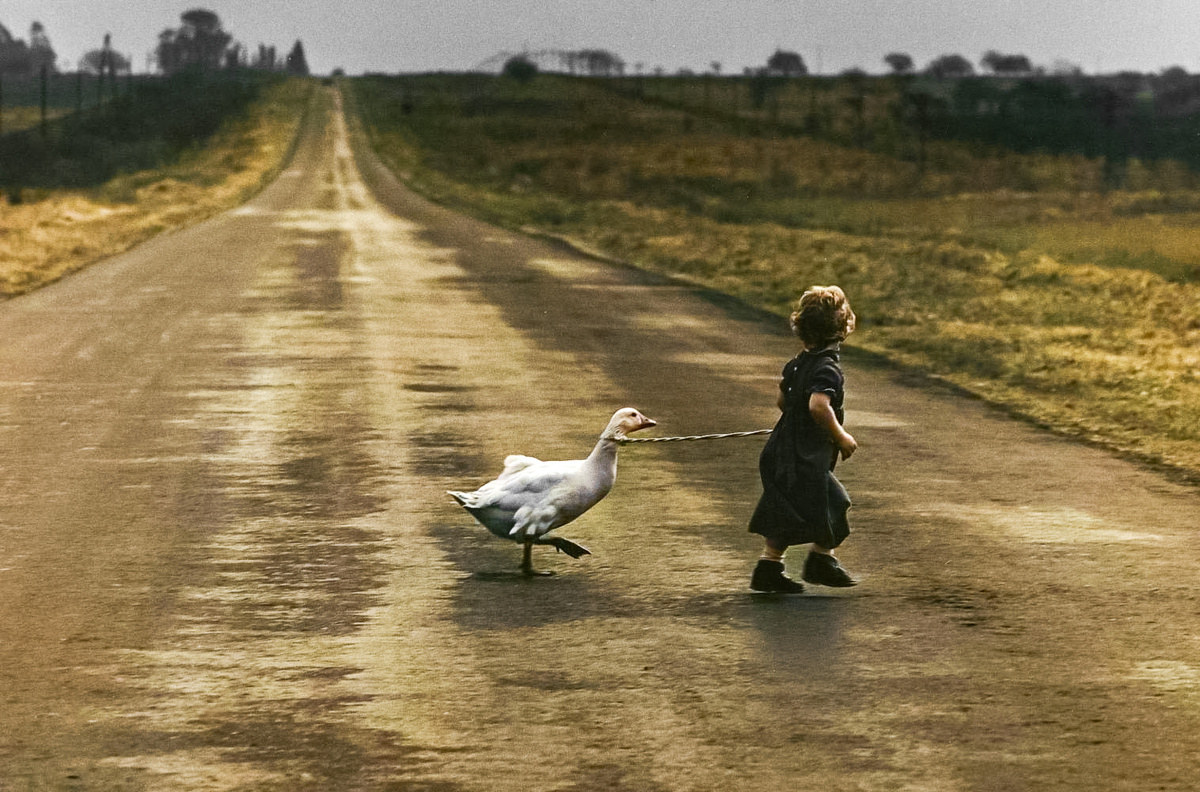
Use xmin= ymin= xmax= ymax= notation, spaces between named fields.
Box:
xmin=2 ymin=0 xmax=1198 ymax=78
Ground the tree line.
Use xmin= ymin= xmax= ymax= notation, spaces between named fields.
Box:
xmin=0 ymin=9 xmax=308 ymax=79
xmin=154 ymin=9 xmax=308 ymax=76
xmin=492 ymin=44 xmax=1200 ymax=173
xmin=0 ymin=22 xmax=55 ymax=76
xmin=499 ymin=44 xmax=1187 ymax=85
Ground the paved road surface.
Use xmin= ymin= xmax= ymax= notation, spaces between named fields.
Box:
xmin=2 ymin=87 xmax=1199 ymax=791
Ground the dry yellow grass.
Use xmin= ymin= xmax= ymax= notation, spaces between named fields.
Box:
xmin=0 ymin=78 xmax=310 ymax=297
xmin=0 ymin=106 xmax=70 ymax=134
xmin=551 ymin=201 xmax=1200 ymax=476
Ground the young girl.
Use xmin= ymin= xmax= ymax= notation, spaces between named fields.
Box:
xmin=749 ymin=285 xmax=858 ymax=593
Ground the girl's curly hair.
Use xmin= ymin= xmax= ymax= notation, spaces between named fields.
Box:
xmin=790 ymin=285 xmax=856 ymax=348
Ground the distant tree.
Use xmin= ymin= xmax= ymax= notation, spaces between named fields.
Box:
xmin=253 ymin=44 xmax=278 ymax=71
xmin=155 ymin=30 xmax=176 ymax=73
xmin=1050 ymin=59 xmax=1084 ymax=78
xmin=0 ymin=22 xmax=57 ymax=75
xmin=28 ymin=22 xmax=55 ymax=74
xmin=883 ymin=52 xmax=914 ymax=74
xmin=563 ymin=49 xmax=622 ymax=76
xmin=888 ymin=52 xmax=912 ymax=75
xmin=1160 ymin=65 xmax=1190 ymax=85
xmin=1112 ymin=71 xmax=1148 ymax=95
xmin=285 ymin=40 xmax=308 ymax=75
xmin=766 ymin=49 xmax=807 ymax=77
xmin=502 ymin=54 xmax=537 ymax=82
xmin=155 ymin=8 xmax=234 ymax=74
xmin=980 ymin=50 xmax=1033 ymax=76
xmin=1155 ymin=67 xmax=1196 ymax=116
xmin=224 ymin=43 xmax=245 ymax=69
xmin=79 ymin=47 xmax=131 ymax=75
xmin=924 ymin=53 xmax=974 ymax=79
xmin=980 ymin=50 xmax=1004 ymax=74
xmin=575 ymin=48 xmax=623 ymax=77
xmin=0 ymin=23 xmax=31 ymax=75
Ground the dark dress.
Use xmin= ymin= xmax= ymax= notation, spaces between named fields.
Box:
xmin=748 ymin=347 xmax=851 ymax=549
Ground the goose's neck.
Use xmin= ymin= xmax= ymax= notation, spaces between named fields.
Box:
xmin=586 ymin=434 xmax=621 ymax=468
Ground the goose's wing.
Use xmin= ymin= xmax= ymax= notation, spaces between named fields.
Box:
xmin=502 ymin=461 xmax=602 ymax=539
xmin=467 ymin=459 xmax=583 ymax=511
xmin=510 ymin=494 xmax=572 ymax=540
xmin=495 ymin=454 xmax=542 ymax=481
xmin=452 ymin=459 xmax=589 ymax=541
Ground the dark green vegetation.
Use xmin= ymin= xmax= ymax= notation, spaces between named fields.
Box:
xmin=0 ymin=71 xmax=283 ymax=194
xmin=929 ymin=75 xmax=1200 ymax=169
xmin=354 ymin=71 xmax=1200 ymax=204
xmin=351 ymin=72 xmax=1200 ymax=480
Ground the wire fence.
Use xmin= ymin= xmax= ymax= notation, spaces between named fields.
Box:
xmin=0 ymin=69 xmax=144 ymax=136
xmin=0 ymin=69 xmax=278 ymax=197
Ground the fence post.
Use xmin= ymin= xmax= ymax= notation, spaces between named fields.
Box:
xmin=40 ymin=65 xmax=49 ymax=138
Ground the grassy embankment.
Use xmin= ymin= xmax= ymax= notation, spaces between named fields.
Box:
xmin=0 ymin=75 xmax=312 ymax=296
xmin=1 ymin=107 xmax=71 ymax=134
xmin=352 ymin=73 xmax=1200 ymax=480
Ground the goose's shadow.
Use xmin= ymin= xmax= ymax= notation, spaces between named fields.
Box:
xmin=471 ymin=569 xmax=558 ymax=581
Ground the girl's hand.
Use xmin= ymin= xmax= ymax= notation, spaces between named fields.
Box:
xmin=809 ymin=392 xmax=858 ymax=461
xmin=837 ymin=431 xmax=857 ymax=460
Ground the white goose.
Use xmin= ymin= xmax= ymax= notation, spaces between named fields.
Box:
xmin=448 ymin=408 xmax=657 ymax=576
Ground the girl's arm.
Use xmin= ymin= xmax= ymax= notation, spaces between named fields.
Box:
xmin=809 ymin=392 xmax=857 ymax=460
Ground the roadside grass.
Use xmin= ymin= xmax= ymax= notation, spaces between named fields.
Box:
xmin=352 ymin=74 xmax=1200 ymax=479
xmin=0 ymin=106 xmax=71 ymax=134
xmin=0 ymin=77 xmax=311 ymax=297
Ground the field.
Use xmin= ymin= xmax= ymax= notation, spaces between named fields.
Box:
xmin=350 ymin=72 xmax=1200 ymax=479
xmin=0 ymin=75 xmax=311 ymax=296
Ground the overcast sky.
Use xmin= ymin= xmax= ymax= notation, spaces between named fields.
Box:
xmin=5 ymin=0 xmax=1199 ymax=77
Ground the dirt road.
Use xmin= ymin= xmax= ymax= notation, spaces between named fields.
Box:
xmin=2 ymin=86 xmax=1198 ymax=791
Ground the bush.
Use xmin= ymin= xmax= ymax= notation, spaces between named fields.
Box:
xmin=502 ymin=56 xmax=538 ymax=83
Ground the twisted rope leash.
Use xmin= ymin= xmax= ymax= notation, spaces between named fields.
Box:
xmin=618 ymin=429 xmax=772 ymax=445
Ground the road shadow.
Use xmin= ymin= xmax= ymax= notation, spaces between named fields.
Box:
xmin=746 ymin=593 xmax=852 ymax=675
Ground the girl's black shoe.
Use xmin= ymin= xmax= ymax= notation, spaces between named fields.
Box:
xmin=750 ymin=560 xmax=805 ymax=594
xmin=802 ymin=552 xmax=857 ymax=587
